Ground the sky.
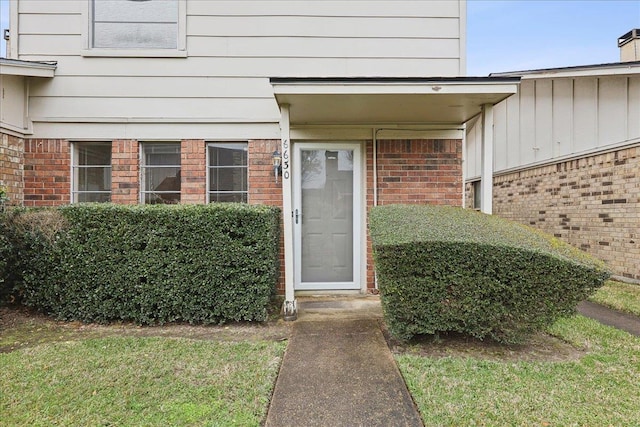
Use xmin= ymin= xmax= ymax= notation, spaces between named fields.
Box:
xmin=0 ymin=0 xmax=639 ymax=75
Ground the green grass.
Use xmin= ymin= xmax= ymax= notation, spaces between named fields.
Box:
xmin=590 ymin=280 xmax=640 ymax=317
xmin=1 ymin=336 xmax=285 ymax=426
xmin=398 ymin=316 xmax=640 ymax=426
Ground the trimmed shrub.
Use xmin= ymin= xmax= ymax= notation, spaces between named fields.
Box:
xmin=369 ymin=204 xmax=610 ymax=344
xmin=7 ymin=203 xmax=280 ymax=324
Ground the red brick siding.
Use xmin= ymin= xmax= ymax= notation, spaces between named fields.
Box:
xmin=0 ymin=132 xmax=24 ymax=206
xmin=181 ymin=139 xmax=206 ymax=204
xmin=484 ymin=145 xmax=640 ymax=282
xmin=111 ymin=140 xmax=139 ymax=205
xmin=23 ymin=139 xmax=70 ymax=206
xmin=366 ymin=139 xmax=463 ymax=290
xmin=248 ymin=139 xmax=285 ymax=293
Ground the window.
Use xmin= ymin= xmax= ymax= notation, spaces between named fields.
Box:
xmin=141 ymin=143 xmax=181 ymax=204
xmin=72 ymin=142 xmax=112 ymax=203
xmin=472 ymin=180 xmax=481 ymax=210
xmin=208 ymin=143 xmax=248 ymax=203
xmin=87 ymin=0 xmax=186 ymax=55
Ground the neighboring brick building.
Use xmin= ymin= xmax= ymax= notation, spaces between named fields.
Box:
xmin=466 ymin=46 xmax=640 ymax=283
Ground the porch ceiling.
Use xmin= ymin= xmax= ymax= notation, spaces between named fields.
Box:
xmin=271 ymin=77 xmax=520 ymax=126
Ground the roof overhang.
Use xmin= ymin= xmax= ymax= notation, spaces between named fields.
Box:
xmin=0 ymin=58 xmax=57 ymax=77
xmin=270 ymin=77 xmax=520 ymax=126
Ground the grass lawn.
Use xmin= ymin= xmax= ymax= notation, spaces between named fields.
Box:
xmin=590 ymin=280 xmax=640 ymax=317
xmin=1 ymin=333 xmax=285 ymax=426
xmin=397 ymin=315 xmax=640 ymax=426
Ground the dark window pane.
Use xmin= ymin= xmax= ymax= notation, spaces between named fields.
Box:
xmin=209 ymin=193 xmax=248 ymax=203
xmin=77 ymin=143 xmax=111 ymax=166
xmin=77 ymin=192 xmax=111 ymax=203
xmin=208 ymin=143 xmax=247 ymax=167
xmin=144 ymin=143 xmax=181 ymax=166
xmin=144 ymin=167 xmax=181 ymax=192
xmin=144 ymin=192 xmax=181 ymax=205
xmin=209 ymin=167 xmax=247 ymax=192
xmin=77 ymin=166 xmax=111 ymax=192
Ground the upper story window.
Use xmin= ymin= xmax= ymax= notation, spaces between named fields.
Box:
xmin=72 ymin=142 xmax=112 ymax=203
xmin=84 ymin=0 xmax=186 ymax=56
xmin=208 ymin=143 xmax=248 ymax=203
xmin=141 ymin=142 xmax=181 ymax=204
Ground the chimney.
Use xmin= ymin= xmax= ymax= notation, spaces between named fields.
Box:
xmin=619 ymin=29 xmax=640 ymax=62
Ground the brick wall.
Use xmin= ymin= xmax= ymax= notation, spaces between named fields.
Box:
xmin=23 ymin=139 xmax=70 ymax=206
xmin=0 ymin=132 xmax=24 ymax=206
xmin=181 ymin=139 xmax=206 ymax=204
xmin=248 ymin=139 xmax=285 ymax=293
xmin=482 ymin=145 xmax=640 ymax=282
xmin=111 ymin=140 xmax=139 ymax=204
xmin=366 ymin=139 xmax=463 ymax=290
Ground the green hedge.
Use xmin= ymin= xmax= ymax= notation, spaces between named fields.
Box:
xmin=369 ymin=205 xmax=610 ymax=344
xmin=3 ymin=203 xmax=280 ymax=324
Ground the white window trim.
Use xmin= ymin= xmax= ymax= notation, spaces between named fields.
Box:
xmin=206 ymin=142 xmax=249 ymax=204
xmin=81 ymin=0 xmax=187 ymax=58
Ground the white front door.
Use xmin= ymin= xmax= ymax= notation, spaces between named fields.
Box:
xmin=293 ymin=142 xmax=362 ymax=290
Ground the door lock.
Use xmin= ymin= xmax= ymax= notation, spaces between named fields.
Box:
xmin=294 ymin=209 xmax=300 ymax=224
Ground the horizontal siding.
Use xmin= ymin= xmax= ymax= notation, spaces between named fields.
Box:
xmin=187 ymin=1 xmax=460 ymax=17
xmin=25 ymin=56 xmax=461 ymax=78
xmin=186 ymin=36 xmax=459 ymax=58
xmin=465 ymin=74 xmax=640 ymax=178
xmin=187 ymin=15 xmax=460 ymax=38
xmin=29 ymin=97 xmax=280 ymax=121
xmin=30 ymin=76 xmax=274 ymax=98
xmin=16 ymin=0 xmax=464 ymax=137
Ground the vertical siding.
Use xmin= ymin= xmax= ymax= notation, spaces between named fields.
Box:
xmin=15 ymin=0 xmax=465 ymax=138
xmin=465 ymin=73 xmax=640 ymax=178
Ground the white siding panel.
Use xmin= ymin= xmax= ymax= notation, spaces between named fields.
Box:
xmin=573 ymin=78 xmax=597 ymax=149
xmin=519 ymin=80 xmax=536 ymax=165
xmin=187 ymin=36 xmax=459 ymax=58
xmin=505 ymin=94 xmax=520 ymax=169
xmin=29 ymin=76 xmax=274 ymax=98
xmin=18 ymin=0 xmax=81 ymax=14
xmin=19 ymin=35 xmax=82 ymax=56
xmin=187 ymin=15 xmax=460 ymax=38
xmin=19 ymin=13 xmax=82 ymax=35
xmin=598 ymin=76 xmax=628 ymax=146
xmin=0 ymin=75 xmax=26 ymax=130
xmin=493 ymin=100 xmax=508 ymax=171
xmin=552 ymin=79 xmax=573 ymax=157
xmin=29 ymin=97 xmax=280 ymax=121
xmin=535 ymin=79 xmax=553 ymax=160
xmin=187 ymin=1 xmax=461 ymax=18
xmin=629 ymin=76 xmax=640 ymax=140
xmin=44 ymin=56 xmax=460 ymax=78
xmin=464 ymin=119 xmax=482 ymax=179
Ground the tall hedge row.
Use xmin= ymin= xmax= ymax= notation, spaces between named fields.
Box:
xmin=369 ymin=205 xmax=610 ymax=344
xmin=2 ymin=203 xmax=281 ymax=324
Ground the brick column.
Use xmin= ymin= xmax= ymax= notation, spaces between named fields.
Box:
xmin=248 ymin=139 xmax=284 ymax=293
xmin=0 ymin=132 xmax=24 ymax=206
xmin=23 ymin=139 xmax=70 ymax=207
xmin=111 ymin=140 xmax=139 ymax=205
xmin=180 ymin=139 xmax=206 ymax=204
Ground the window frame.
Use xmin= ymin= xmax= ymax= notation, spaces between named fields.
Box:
xmin=71 ymin=141 xmax=113 ymax=203
xmin=81 ymin=0 xmax=187 ymax=57
xmin=140 ymin=142 xmax=182 ymax=205
xmin=207 ymin=142 xmax=249 ymax=204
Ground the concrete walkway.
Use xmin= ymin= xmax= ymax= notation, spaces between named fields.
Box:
xmin=265 ymin=296 xmax=423 ymax=427
xmin=577 ymin=301 xmax=640 ymax=336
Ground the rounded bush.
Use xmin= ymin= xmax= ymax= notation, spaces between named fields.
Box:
xmin=369 ymin=205 xmax=610 ymax=344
